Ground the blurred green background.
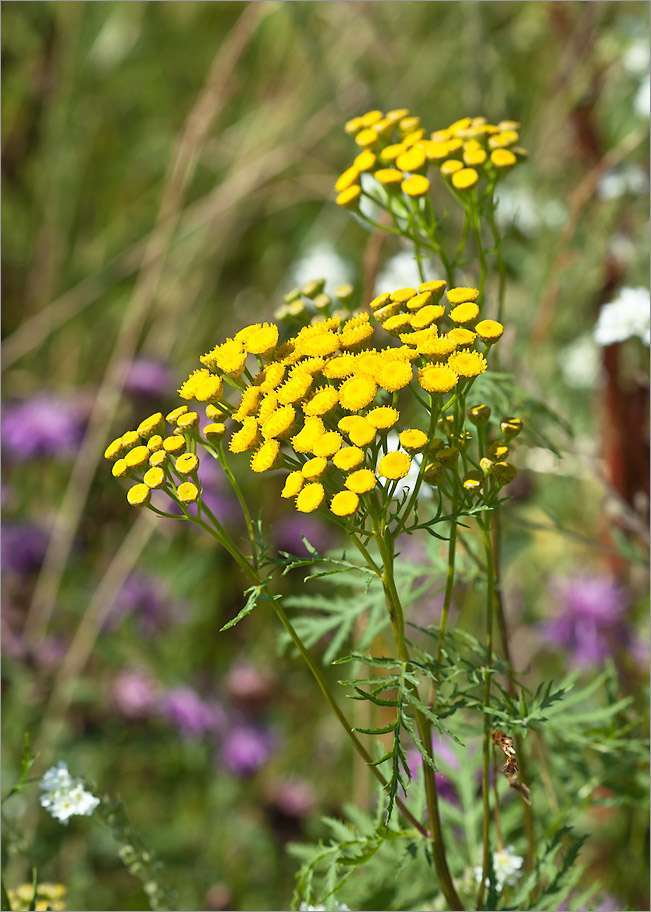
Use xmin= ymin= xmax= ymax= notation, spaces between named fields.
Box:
xmin=2 ymin=2 xmax=649 ymax=910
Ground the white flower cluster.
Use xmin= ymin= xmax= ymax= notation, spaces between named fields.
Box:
xmin=39 ymin=761 xmax=100 ymax=825
xmin=594 ymin=286 xmax=650 ymax=348
xmin=474 ymin=844 xmax=524 ymax=891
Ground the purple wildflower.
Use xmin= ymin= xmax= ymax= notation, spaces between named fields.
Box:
xmin=2 ymin=522 xmax=49 ymax=575
xmin=220 ymin=723 xmax=275 ymax=777
xmin=105 ymin=573 xmax=175 ymax=634
xmin=2 ymin=394 xmax=83 ymax=459
xmin=541 ymin=575 xmax=629 ymax=666
xmin=125 ymin=358 xmax=171 ymax=399
xmin=159 ymin=686 xmax=225 ymax=739
xmin=268 ymin=778 xmax=317 ymax=818
xmin=112 ymin=669 xmax=158 ymax=719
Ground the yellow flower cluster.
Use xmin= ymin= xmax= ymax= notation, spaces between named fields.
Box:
xmin=335 ymin=108 xmax=526 ymax=206
xmin=104 ymin=406 xmax=204 ymax=508
xmin=369 ymin=281 xmax=503 ymax=393
xmin=6 ymin=883 xmax=66 ymax=912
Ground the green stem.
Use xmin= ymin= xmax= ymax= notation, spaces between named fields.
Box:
xmin=471 ymin=210 xmax=488 ymax=300
xmin=374 ymin=528 xmax=464 ymax=911
xmin=476 ymin=518 xmax=495 ymax=911
xmin=428 ymin=517 xmax=457 ymax=711
xmin=269 ymin=595 xmax=428 ymax=838
xmin=217 ymin=443 xmax=258 ymax=567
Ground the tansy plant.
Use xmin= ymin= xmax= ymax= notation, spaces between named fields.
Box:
xmin=104 ymin=110 xmax=634 ymax=912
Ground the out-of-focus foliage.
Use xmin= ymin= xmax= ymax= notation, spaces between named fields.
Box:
xmin=2 ymin=3 xmax=649 ymax=911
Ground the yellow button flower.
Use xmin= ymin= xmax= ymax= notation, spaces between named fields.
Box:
xmin=449 ymin=302 xmax=480 ymax=324
xmin=379 ymin=142 xmax=407 ymax=163
xmin=127 ymin=483 xmax=151 ymax=507
xmin=137 ymin=412 xmax=164 ymax=439
xmin=447 ymin=286 xmax=479 ymax=305
xmin=229 ymin=417 xmax=259 ymax=453
xmin=163 ymin=435 xmax=187 ymax=455
xmin=405 ymin=291 xmax=432 ymax=311
xmin=336 ymin=185 xmax=362 ymax=209
xmin=178 ymin=369 xmax=223 ymax=403
xmin=104 ymin=437 xmax=127 ymax=460
xmin=295 ymin=482 xmax=325 ymax=513
xmin=147 ymin=435 xmax=163 ymax=452
xmin=258 ymin=392 xmax=279 ymax=422
xmin=303 ymin=386 xmax=340 ymax=417
xmin=112 ymin=458 xmax=128 ymax=477
xmin=176 ymin=452 xmax=199 ymax=475
xmin=143 ymin=467 xmax=166 ymax=489
xmin=261 ymin=404 xmax=296 ymax=439
xmin=177 ymin=411 xmax=199 ymax=431
xmin=447 ymin=327 xmax=477 ymax=346
xmin=396 ymin=146 xmax=427 ymax=173
xmin=250 ymin=439 xmax=281 ymax=473
xmin=399 ymin=429 xmax=428 ymax=452
xmin=338 ymin=415 xmax=377 ymax=447
xmin=165 ymin=406 xmax=188 ymax=424
xmin=401 ymin=174 xmax=430 ymax=197
xmin=374 ymin=168 xmax=404 ymax=190
xmin=376 ymin=359 xmax=413 ymax=392
xmin=277 ymin=373 xmax=313 ymax=405
xmin=281 ymin=471 xmax=304 ymax=498
xmin=390 ymin=287 xmax=417 ymax=303
xmin=452 ymin=167 xmax=479 ymax=190
xmin=418 ymin=364 xmax=459 ymax=394
xmin=345 ymin=468 xmax=377 ymax=494
xmin=447 ymin=349 xmax=487 ymax=378
xmin=440 ymin=159 xmax=463 ymax=176
xmin=330 ymin=490 xmax=360 ymax=517
xmin=335 ymin=167 xmax=361 ymax=193
xmin=369 ymin=291 xmax=391 ymax=311
xmin=245 ymin=323 xmax=279 ymax=356
xmin=332 ymin=446 xmax=365 ymax=471
xmin=204 ymin=423 xmax=226 ymax=441
xmin=149 ymin=451 xmax=167 ymax=468
xmin=124 ymin=445 xmax=150 ymax=469
xmin=201 ymin=339 xmax=247 ymax=376
xmin=353 ymin=149 xmax=377 ymax=171
xmin=366 ymin=406 xmax=399 ymax=430
xmin=339 ymin=375 xmax=378 ymax=411
xmin=410 ymin=304 xmax=445 ymax=330
xmin=291 ymin=417 xmax=326 ymax=453
xmin=491 ymin=149 xmax=517 ymax=168
xmin=302 ymin=456 xmax=328 ymax=480
xmin=417 ymin=334 xmax=457 ymax=359
xmin=475 ymin=319 xmax=504 ymax=342
xmin=383 ymin=313 xmax=413 ymax=333
xmin=378 ymin=451 xmax=412 ymax=480
xmin=355 ymin=127 xmax=379 ymax=148
xmin=177 ymin=481 xmax=199 ymax=504
xmin=312 ymin=431 xmax=343 ymax=458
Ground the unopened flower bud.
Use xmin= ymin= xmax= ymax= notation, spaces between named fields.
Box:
xmin=301 ymin=279 xmax=326 ymax=299
xmin=480 ymin=457 xmax=494 ymax=475
xmin=423 ymin=461 xmax=443 ymax=482
xmin=437 ymin=446 xmax=459 ymax=465
xmin=462 ymin=470 xmax=483 ymax=492
xmin=467 ymin=403 xmax=491 ymax=425
xmin=334 ymin=284 xmax=355 ymax=305
xmin=493 ymin=461 xmax=517 ymax=486
xmin=283 ymin=287 xmax=302 ymax=304
xmin=313 ymin=293 xmax=331 ymax=312
xmin=500 ymin=417 xmax=523 ymax=438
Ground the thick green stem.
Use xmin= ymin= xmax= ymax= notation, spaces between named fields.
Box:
xmin=476 ymin=519 xmax=495 ymax=911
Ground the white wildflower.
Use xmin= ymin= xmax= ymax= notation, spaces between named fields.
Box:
xmin=594 ymin=286 xmax=650 ymax=347
xmin=558 ymin=333 xmax=599 ymax=390
xmin=39 ymin=762 xmax=100 ymax=825
xmin=474 ymin=844 xmax=524 ymax=891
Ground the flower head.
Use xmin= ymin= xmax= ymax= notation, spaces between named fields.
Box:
xmin=295 ymin=482 xmax=325 ymax=513
xmin=378 ymin=451 xmax=412 ymax=480
xmin=345 ymin=468 xmax=377 ymax=494
xmin=330 ymin=490 xmax=360 ymax=517
xmin=418 ymin=364 xmax=459 ymax=394
xmin=447 ymin=349 xmax=487 ymax=378
xmin=178 ymin=369 xmax=223 ymax=402
xmin=40 ymin=762 xmax=100 ymax=825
